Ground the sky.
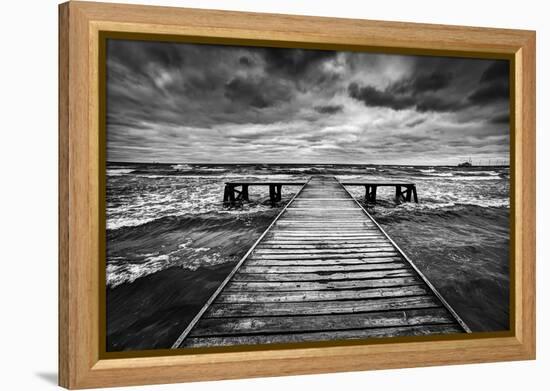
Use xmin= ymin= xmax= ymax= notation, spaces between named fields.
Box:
xmin=106 ymin=39 xmax=510 ymax=165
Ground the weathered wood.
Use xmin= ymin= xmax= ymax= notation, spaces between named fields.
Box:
xmin=205 ymin=295 xmax=440 ymax=317
xmin=216 ymin=285 xmax=428 ymax=303
xmin=247 ymin=258 xmax=402 ymax=266
xmin=233 ymin=269 xmax=414 ymax=282
xmin=190 ymin=308 xmax=453 ymax=336
xmin=224 ymin=277 xmax=420 ymax=292
xmin=253 ymin=247 xmax=394 ymax=254
xmin=182 ymin=324 xmax=463 ymax=347
xmin=250 ymin=253 xmax=400 ymax=262
xmin=341 ymin=181 xmax=418 ymax=203
xmin=257 ymin=243 xmax=393 ymax=249
xmin=261 ymin=239 xmax=392 ymax=244
xmin=239 ymin=263 xmax=405 ymax=274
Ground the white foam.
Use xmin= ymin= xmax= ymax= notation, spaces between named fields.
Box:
xmin=107 ymin=168 xmax=134 ymax=176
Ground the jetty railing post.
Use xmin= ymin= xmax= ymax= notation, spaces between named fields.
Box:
xmin=364 ymin=185 xmax=370 ymax=201
xmin=372 ymin=185 xmax=377 ymax=203
xmin=276 ymin=185 xmax=282 ymax=202
xmin=412 ymin=185 xmax=418 ymax=203
xmin=395 ymin=185 xmax=402 ymax=203
xmin=242 ymin=185 xmax=249 ymax=202
xmin=223 ymin=184 xmax=236 ymax=206
xmin=229 ymin=185 xmax=235 ymax=204
xmin=406 ymin=185 xmax=412 ymax=202
xmin=223 ymin=185 xmax=230 ymax=205
xmin=269 ymin=184 xmax=276 ymax=206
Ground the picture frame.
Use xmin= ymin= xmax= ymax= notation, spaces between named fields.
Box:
xmin=58 ymin=1 xmax=536 ymax=389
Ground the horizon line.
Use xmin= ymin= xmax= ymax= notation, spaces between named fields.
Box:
xmin=107 ymin=160 xmax=510 ymax=167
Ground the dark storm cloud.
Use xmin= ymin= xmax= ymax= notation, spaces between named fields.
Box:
xmin=314 ymin=105 xmax=344 ymax=115
xmin=468 ymin=83 xmax=509 ymax=104
xmin=480 ymin=61 xmax=509 ymax=83
xmin=224 ymin=77 xmax=292 ymax=109
xmin=348 ymin=83 xmax=415 ymax=110
xmin=468 ymin=60 xmax=510 ymax=105
xmin=389 ymin=70 xmax=454 ymax=95
xmin=489 ymin=113 xmax=510 ymax=124
xmin=348 ymin=82 xmax=464 ymax=113
xmin=106 ymin=39 xmax=510 ymax=164
xmin=262 ymin=48 xmax=336 ymax=77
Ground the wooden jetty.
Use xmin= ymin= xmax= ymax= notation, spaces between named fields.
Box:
xmin=224 ymin=180 xmax=306 ymax=206
xmin=173 ymin=176 xmax=469 ymax=349
xmin=340 ymin=181 xmax=418 ymax=203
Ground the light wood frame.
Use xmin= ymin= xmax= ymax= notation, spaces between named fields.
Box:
xmin=59 ymin=1 xmax=536 ymax=389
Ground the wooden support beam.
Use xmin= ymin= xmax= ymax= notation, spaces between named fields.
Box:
xmin=395 ymin=185 xmax=402 ymax=203
xmin=364 ymin=185 xmax=378 ymax=203
xmin=269 ymin=184 xmax=276 ymax=206
xmin=242 ymin=185 xmax=249 ymax=202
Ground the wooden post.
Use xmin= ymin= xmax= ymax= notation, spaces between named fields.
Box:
xmin=412 ymin=185 xmax=418 ymax=203
xmin=372 ymin=185 xmax=377 ymax=203
xmin=223 ymin=185 xmax=230 ymax=205
xmin=228 ymin=185 xmax=235 ymax=204
xmin=242 ymin=185 xmax=249 ymax=201
xmin=269 ymin=184 xmax=276 ymax=206
xmin=406 ymin=185 xmax=412 ymax=202
xmin=395 ymin=185 xmax=402 ymax=202
xmin=364 ymin=185 xmax=370 ymax=201
xmin=276 ymin=185 xmax=282 ymax=202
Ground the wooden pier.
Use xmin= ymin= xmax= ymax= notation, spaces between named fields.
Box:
xmin=340 ymin=181 xmax=418 ymax=203
xmin=224 ymin=180 xmax=306 ymax=206
xmin=173 ymin=176 xmax=468 ymax=349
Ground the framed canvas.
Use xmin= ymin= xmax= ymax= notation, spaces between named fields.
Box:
xmin=58 ymin=1 xmax=536 ymax=389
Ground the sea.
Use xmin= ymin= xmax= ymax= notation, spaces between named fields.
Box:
xmin=106 ymin=163 xmax=510 ymax=349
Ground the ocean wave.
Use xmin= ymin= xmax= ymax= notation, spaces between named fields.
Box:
xmin=429 ymin=172 xmax=453 ymax=177
xmin=107 ymin=168 xmax=135 ymax=176
xmin=106 ymin=211 xmax=279 ymax=287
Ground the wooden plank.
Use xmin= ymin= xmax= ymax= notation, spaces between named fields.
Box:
xmin=233 ymin=269 xmax=414 ymax=282
xmin=190 ymin=308 xmax=453 ymax=336
xmin=257 ymin=243 xmax=392 ymax=249
xmin=260 ymin=240 xmax=393 ymax=245
xmin=253 ymin=247 xmax=394 ymax=254
xmin=246 ymin=258 xmax=402 ymax=266
xmin=183 ymin=324 xmax=463 ymax=347
xmin=256 ymin=240 xmax=390 ymax=249
xmin=224 ymin=277 xmax=421 ymax=292
xmin=239 ymin=262 xmax=405 ymax=274
xmin=264 ymin=237 xmax=387 ymax=241
xmin=205 ymin=295 xmax=440 ymax=317
xmin=250 ymin=252 xmax=399 ymax=260
xmin=216 ymin=285 xmax=428 ymax=303
xmin=268 ymin=233 xmax=384 ymax=237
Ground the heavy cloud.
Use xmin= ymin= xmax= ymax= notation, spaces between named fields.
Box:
xmin=106 ymin=40 xmax=510 ymax=164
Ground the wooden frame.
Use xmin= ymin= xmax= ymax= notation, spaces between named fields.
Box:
xmin=59 ymin=1 xmax=536 ymax=389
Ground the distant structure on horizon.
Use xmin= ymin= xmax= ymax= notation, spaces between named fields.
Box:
xmin=458 ymin=158 xmax=473 ymax=168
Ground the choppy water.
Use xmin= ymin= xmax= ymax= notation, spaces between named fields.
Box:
xmin=106 ymin=162 xmax=510 ymax=332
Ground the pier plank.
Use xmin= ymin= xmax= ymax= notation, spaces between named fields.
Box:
xmin=205 ymin=296 xmax=441 ymax=317
xmin=183 ymin=325 xmax=463 ymax=347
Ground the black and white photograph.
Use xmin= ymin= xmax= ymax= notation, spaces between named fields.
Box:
xmin=105 ymin=39 xmax=510 ymax=352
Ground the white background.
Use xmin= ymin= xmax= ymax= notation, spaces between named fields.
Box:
xmin=1 ymin=0 xmax=547 ymax=389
